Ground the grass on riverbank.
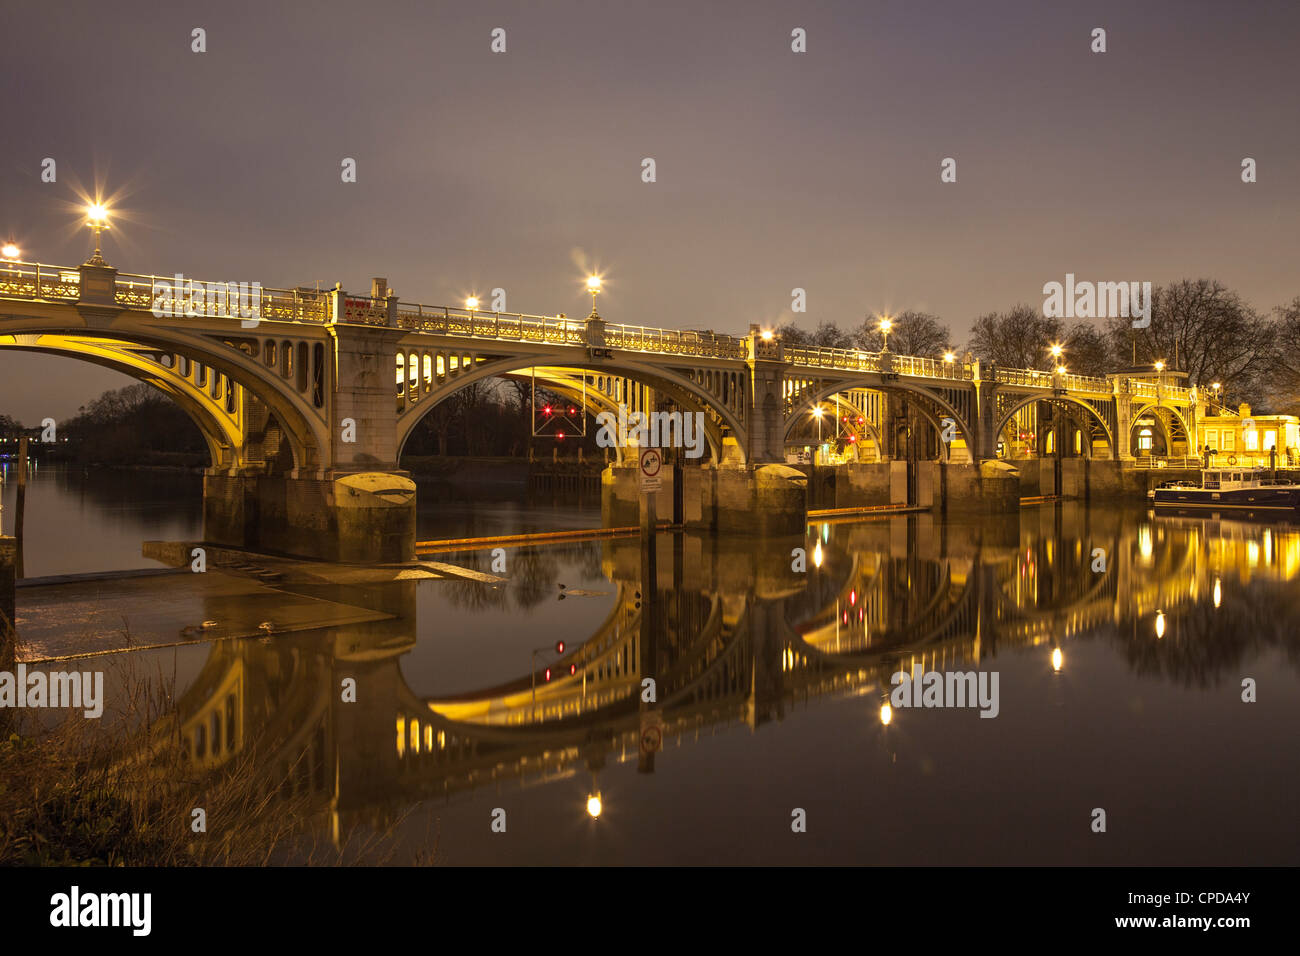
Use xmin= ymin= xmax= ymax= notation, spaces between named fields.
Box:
xmin=0 ymin=661 xmax=434 ymax=866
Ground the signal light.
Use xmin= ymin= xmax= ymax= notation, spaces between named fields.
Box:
xmin=556 ymin=641 xmax=565 ymax=654
xmin=544 ymin=667 xmax=552 ymax=681
xmin=569 ymin=663 xmax=577 ymax=675
xmin=543 ymin=405 xmax=552 ymax=416
xmin=557 ymin=431 xmax=565 ymax=441
xmin=568 ymin=406 xmax=577 ymax=415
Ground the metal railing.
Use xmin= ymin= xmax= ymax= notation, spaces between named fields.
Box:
xmin=116 ymin=272 xmax=331 ymax=324
xmin=394 ymin=303 xmax=588 ymax=344
xmin=0 ymin=260 xmax=82 ymax=301
xmin=786 ymin=346 xmax=882 ymax=373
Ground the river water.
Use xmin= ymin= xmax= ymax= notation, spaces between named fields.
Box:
xmin=4 ymin=464 xmax=1299 ymax=865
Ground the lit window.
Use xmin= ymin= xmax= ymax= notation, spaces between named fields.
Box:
xmin=1264 ymin=429 xmax=1277 ymax=450
xmin=1205 ymin=429 xmax=1219 ymax=450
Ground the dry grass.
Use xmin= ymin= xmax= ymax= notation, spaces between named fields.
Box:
xmin=0 ymin=656 xmax=439 ymax=866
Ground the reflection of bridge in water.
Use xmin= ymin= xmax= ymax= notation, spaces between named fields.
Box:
xmin=154 ymin=506 xmax=1300 ymax=840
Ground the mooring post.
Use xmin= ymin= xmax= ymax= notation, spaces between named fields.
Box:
xmin=14 ymin=436 xmax=26 ymax=578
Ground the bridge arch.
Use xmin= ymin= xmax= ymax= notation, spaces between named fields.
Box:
xmin=994 ymin=394 xmax=1115 ymax=459
xmin=786 ymin=380 xmax=975 ymax=462
xmin=0 ymin=323 xmax=331 ymax=474
xmin=1129 ymin=402 xmax=1191 ymax=456
xmin=394 ymin=352 xmax=743 ymax=463
xmin=783 ymin=391 xmax=884 ymax=461
xmin=4 ymin=337 xmax=247 ymax=469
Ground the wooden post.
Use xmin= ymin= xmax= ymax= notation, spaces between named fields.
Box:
xmin=14 ymin=436 xmax=26 ymax=578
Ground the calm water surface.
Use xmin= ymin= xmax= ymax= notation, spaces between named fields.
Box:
xmin=6 ymin=464 xmax=1300 ymax=865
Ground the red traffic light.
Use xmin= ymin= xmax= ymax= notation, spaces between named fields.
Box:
xmin=568 ymin=406 xmax=577 ymax=415
xmin=556 ymin=431 xmax=565 ymax=441
xmin=543 ymin=405 xmax=552 ymax=415
xmin=569 ymin=663 xmax=577 ymax=675
xmin=555 ymin=641 xmax=565 ymax=654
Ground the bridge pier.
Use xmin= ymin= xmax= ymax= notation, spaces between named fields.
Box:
xmin=204 ymin=470 xmax=415 ymax=563
xmin=602 ymin=463 xmax=807 ymax=535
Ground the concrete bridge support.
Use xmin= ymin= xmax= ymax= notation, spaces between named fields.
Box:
xmin=203 ymin=322 xmax=417 ymax=563
xmin=203 ymin=471 xmax=416 ymax=564
xmin=602 ymin=463 xmax=808 ymax=535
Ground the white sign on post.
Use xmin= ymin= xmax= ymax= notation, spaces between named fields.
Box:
xmin=639 ymin=448 xmax=662 ymax=492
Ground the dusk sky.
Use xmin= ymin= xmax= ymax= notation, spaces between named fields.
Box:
xmin=3 ymin=0 xmax=1299 ymax=422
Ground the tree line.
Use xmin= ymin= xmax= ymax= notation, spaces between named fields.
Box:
xmin=779 ymin=279 xmax=1300 ymax=414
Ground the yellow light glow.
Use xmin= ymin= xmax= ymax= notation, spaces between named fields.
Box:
xmin=1056 ymin=365 xmax=1067 ymax=374
xmin=760 ymin=329 xmax=774 ymax=341
xmin=879 ymin=703 xmax=892 ymax=726
xmin=1213 ymin=577 xmax=1221 ymax=608
xmin=878 ymin=317 xmax=892 ymax=333
xmin=812 ymin=405 xmax=824 ymax=418
xmin=1051 ymin=648 xmax=1063 ymax=672
xmin=586 ymin=275 xmax=602 ymax=292
xmin=1155 ymin=610 xmax=1166 ymax=639
xmin=1 ymin=243 xmax=18 ymax=259
xmin=1049 ymin=343 xmax=1063 ymax=358
xmin=943 ymin=351 xmax=956 ymax=363
xmin=1212 ymin=382 xmax=1221 ymax=390
xmin=813 ymin=539 xmax=824 ymax=568
xmin=86 ymin=202 xmax=109 ymax=224
xmin=465 ymin=296 xmax=478 ymax=310
xmin=1154 ymin=360 xmax=1165 ymax=372
xmin=586 ymin=794 xmax=602 ymax=818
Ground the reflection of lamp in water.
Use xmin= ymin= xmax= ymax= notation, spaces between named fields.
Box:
xmin=1138 ymin=525 xmax=1153 ymax=561
xmin=587 ymin=793 xmax=603 ymax=819
xmin=1213 ymin=576 xmax=1222 ymax=609
xmin=879 ymin=703 xmax=892 ymax=726
xmin=1155 ymin=609 xmax=1166 ymax=639
xmin=1051 ymin=647 xmax=1063 ymax=672
xmin=813 ymin=539 xmax=823 ymax=569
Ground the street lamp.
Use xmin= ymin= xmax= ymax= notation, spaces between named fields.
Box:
xmin=586 ymin=274 xmax=602 ymax=318
xmin=943 ymin=351 xmax=956 ymax=364
xmin=760 ymin=329 xmax=774 ymax=341
xmin=813 ymin=404 xmax=824 ymax=444
xmin=1 ymin=242 xmax=18 ymax=260
xmin=1154 ymin=360 xmax=1165 ymax=372
xmin=586 ymin=793 xmax=603 ymax=819
xmin=465 ymin=296 xmax=479 ymax=311
xmin=878 ymin=316 xmax=893 ymax=352
xmin=85 ymin=202 xmax=110 ymax=265
xmin=1049 ymin=343 xmax=1064 ymax=360
xmin=1056 ymin=365 xmax=1067 ymax=375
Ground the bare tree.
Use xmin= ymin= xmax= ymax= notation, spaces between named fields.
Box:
xmin=1062 ymin=323 xmax=1115 ymax=376
xmin=853 ymin=310 xmax=950 ymax=356
xmin=1103 ymin=280 xmax=1274 ymax=401
xmin=1265 ymin=296 xmax=1300 ymax=413
xmin=968 ymin=304 xmax=1064 ymax=369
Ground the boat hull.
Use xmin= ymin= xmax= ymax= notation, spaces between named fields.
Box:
xmin=1153 ymin=487 xmax=1300 ymax=510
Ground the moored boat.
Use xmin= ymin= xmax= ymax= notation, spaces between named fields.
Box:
xmin=1152 ymin=467 xmax=1300 ymax=510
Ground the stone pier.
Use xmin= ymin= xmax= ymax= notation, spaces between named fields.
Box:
xmin=204 ymin=471 xmax=416 ymax=563
xmin=602 ymin=463 xmax=808 ymax=535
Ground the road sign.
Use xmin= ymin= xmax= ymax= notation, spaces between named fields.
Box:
xmin=639 ymin=710 xmax=663 ymax=754
xmin=639 ymin=448 xmax=662 ymax=492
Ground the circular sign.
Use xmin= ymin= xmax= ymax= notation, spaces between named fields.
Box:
xmin=640 ymin=725 xmax=662 ymax=754
xmin=639 ymin=448 xmax=662 ymax=478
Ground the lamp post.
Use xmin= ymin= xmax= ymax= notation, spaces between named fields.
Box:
xmin=587 ymin=275 xmax=602 ymax=318
xmin=878 ymin=316 xmax=893 ymax=352
xmin=85 ymin=203 xmax=110 ymax=266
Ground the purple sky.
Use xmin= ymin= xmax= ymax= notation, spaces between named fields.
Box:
xmin=3 ymin=0 xmax=1299 ymax=422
